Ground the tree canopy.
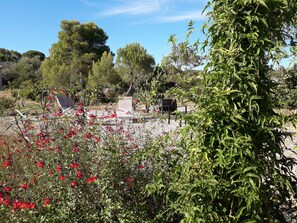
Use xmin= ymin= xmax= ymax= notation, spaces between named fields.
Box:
xmin=22 ymin=50 xmax=45 ymax=61
xmin=116 ymin=43 xmax=155 ymax=96
xmin=0 ymin=48 xmax=22 ymax=62
xmin=2 ymin=57 xmax=42 ymax=85
xmin=41 ymin=20 xmax=110 ymax=88
xmin=88 ymin=51 xmax=120 ymax=89
xmin=0 ymin=49 xmax=44 ymax=87
xmin=162 ymin=41 xmax=203 ymax=75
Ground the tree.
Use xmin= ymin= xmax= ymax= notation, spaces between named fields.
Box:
xmin=41 ymin=20 xmax=110 ymax=88
xmin=149 ymin=0 xmax=297 ymax=222
xmin=134 ymin=65 xmax=168 ymax=112
xmin=270 ymin=64 xmax=297 ymax=108
xmin=87 ymin=51 xmax=121 ymax=101
xmin=162 ymin=41 xmax=204 ymax=76
xmin=161 ymin=31 xmax=205 ymax=100
xmin=2 ymin=57 xmax=42 ymax=85
xmin=0 ymin=48 xmax=22 ymax=62
xmin=22 ymin=50 xmax=45 ymax=61
xmin=0 ymin=48 xmax=22 ymax=87
xmin=116 ymin=43 xmax=155 ymax=96
xmin=88 ymin=51 xmax=120 ymax=89
xmin=0 ymin=49 xmax=44 ymax=86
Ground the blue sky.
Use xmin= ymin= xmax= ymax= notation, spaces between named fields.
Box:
xmin=0 ymin=0 xmax=208 ymax=64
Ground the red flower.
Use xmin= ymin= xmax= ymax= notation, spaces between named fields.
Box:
xmin=76 ymin=171 xmax=83 ymax=179
xmin=3 ymin=197 xmax=11 ymax=206
xmin=137 ymin=165 xmax=145 ymax=169
xmin=59 ymin=175 xmax=65 ymax=181
xmin=56 ymin=165 xmax=61 ymax=173
xmin=73 ymin=146 xmax=79 ymax=153
xmin=70 ymin=162 xmax=79 ymax=169
xmin=43 ymin=198 xmax=50 ymax=207
xmin=70 ymin=181 xmax=78 ymax=187
xmin=20 ymin=183 xmax=29 ymax=189
xmin=110 ymin=113 xmax=117 ymax=118
xmin=36 ymin=161 xmax=44 ymax=168
xmin=13 ymin=201 xmax=23 ymax=210
xmin=22 ymin=202 xmax=29 ymax=209
xmin=87 ymin=176 xmax=96 ymax=184
xmin=65 ymin=130 xmax=76 ymax=139
xmin=21 ymin=202 xmax=34 ymax=209
xmin=4 ymin=186 xmax=11 ymax=192
xmin=93 ymin=136 xmax=100 ymax=142
xmin=126 ymin=177 xmax=133 ymax=183
xmin=28 ymin=202 xmax=35 ymax=209
xmin=84 ymin=132 xmax=92 ymax=139
xmin=2 ymin=160 xmax=12 ymax=167
xmin=89 ymin=114 xmax=96 ymax=119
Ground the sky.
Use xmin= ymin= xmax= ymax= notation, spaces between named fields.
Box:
xmin=0 ymin=0 xmax=209 ymax=64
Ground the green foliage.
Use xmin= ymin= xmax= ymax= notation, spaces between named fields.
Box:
xmin=19 ymin=57 xmax=42 ymax=83
xmin=41 ymin=20 xmax=110 ymax=89
xmin=1 ymin=51 xmax=43 ymax=86
xmin=162 ymin=41 xmax=204 ymax=77
xmin=116 ymin=42 xmax=155 ymax=96
xmin=0 ymin=48 xmax=22 ymax=62
xmin=134 ymin=66 xmax=167 ymax=111
xmin=161 ymin=24 xmax=205 ymax=101
xmin=22 ymin=50 xmax=45 ymax=61
xmin=270 ymin=65 xmax=297 ymax=108
xmin=148 ymin=0 xmax=297 ymax=222
xmin=88 ymin=51 xmax=120 ymax=88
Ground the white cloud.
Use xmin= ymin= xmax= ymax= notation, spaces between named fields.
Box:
xmin=158 ymin=10 xmax=206 ymax=23
xmin=100 ymin=0 xmax=167 ymax=16
xmin=96 ymin=0 xmax=208 ymax=25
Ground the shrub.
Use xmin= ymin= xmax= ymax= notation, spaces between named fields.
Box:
xmin=0 ymin=96 xmax=14 ymax=115
xmin=0 ymin=104 xmax=178 ymax=222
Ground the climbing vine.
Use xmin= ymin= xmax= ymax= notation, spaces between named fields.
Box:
xmin=148 ymin=0 xmax=297 ymax=222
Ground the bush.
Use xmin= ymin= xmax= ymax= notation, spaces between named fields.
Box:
xmin=0 ymin=96 xmax=14 ymax=115
xmin=0 ymin=105 xmax=177 ymax=222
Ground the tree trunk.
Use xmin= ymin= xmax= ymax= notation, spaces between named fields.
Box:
xmin=125 ymin=82 xmax=133 ymax=96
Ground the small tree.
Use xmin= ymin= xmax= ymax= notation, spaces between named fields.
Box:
xmin=88 ymin=52 xmax=120 ymax=89
xmin=116 ymin=43 xmax=155 ymax=96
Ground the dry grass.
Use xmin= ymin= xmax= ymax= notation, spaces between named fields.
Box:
xmin=0 ymin=89 xmax=13 ymax=99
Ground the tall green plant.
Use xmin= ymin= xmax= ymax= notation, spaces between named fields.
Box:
xmin=148 ymin=0 xmax=297 ymax=222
